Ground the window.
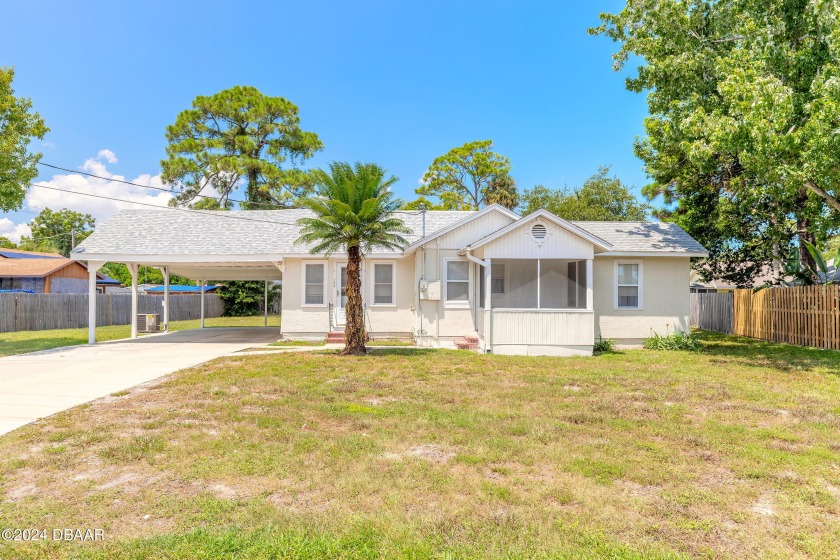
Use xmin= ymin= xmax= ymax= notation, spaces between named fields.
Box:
xmin=303 ymin=263 xmax=325 ymax=305
xmin=445 ymin=259 xmax=469 ymax=305
xmin=615 ymin=261 xmax=642 ymax=309
xmin=491 ymin=264 xmax=505 ymax=294
xmin=372 ymin=263 xmax=394 ymax=305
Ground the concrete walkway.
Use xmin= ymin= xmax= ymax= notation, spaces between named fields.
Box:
xmin=0 ymin=328 xmax=281 ymax=436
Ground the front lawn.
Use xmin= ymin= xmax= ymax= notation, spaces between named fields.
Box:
xmin=0 ymin=315 xmax=281 ymax=357
xmin=0 ymin=332 xmax=838 ymax=559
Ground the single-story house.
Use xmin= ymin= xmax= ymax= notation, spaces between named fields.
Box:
xmin=71 ymin=205 xmax=707 ymax=354
xmin=0 ymin=249 xmax=119 ymax=293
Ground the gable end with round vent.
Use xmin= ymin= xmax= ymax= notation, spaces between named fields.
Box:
xmin=531 ymin=223 xmax=548 ymax=242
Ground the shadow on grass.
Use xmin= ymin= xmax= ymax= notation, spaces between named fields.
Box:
xmin=696 ymin=330 xmax=840 ymax=375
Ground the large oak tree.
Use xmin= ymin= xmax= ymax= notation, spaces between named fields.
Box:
xmin=591 ymin=0 xmax=840 ymax=284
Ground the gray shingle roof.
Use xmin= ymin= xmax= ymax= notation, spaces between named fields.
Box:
xmin=571 ymin=221 xmax=707 ymax=254
xmin=71 ymin=208 xmax=472 ymax=257
xmin=71 ymin=208 xmax=706 ymax=259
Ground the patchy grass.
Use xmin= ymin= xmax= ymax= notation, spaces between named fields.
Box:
xmin=0 ymin=315 xmax=280 ymax=357
xmin=366 ymin=339 xmax=415 ymax=347
xmin=269 ymin=340 xmax=327 ymax=347
xmin=0 ymin=332 xmax=838 ymax=559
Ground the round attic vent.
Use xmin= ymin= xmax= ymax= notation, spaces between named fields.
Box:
xmin=531 ymin=223 xmax=547 ymax=241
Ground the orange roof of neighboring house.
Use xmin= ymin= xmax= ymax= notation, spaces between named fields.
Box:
xmin=0 ymin=248 xmax=64 ymax=258
xmin=0 ymin=257 xmax=82 ymax=278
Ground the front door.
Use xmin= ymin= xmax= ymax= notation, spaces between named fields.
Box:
xmin=334 ymin=264 xmax=347 ymax=327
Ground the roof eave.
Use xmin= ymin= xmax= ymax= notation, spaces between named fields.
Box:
xmin=596 ymin=251 xmax=709 ymax=258
xmin=403 ymin=204 xmax=520 ymax=256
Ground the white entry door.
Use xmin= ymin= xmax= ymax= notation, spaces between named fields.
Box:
xmin=334 ymin=264 xmax=347 ymax=327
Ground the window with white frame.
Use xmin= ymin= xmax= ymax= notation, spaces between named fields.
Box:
xmin=491 ymin=263 xmax=505 ymax=294
xmin=616 ymin=261 xmax=642 ymax=309
xmin=303 ymin=263 xmax=325 ymax=305
xmin=445 ymin=259 xmax=469 ymax=304
xmin=372 ymin=263 xmax=394 ymax=305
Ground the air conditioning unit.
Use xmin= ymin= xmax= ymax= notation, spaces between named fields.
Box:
xmin=137 ymin=313 xmax=160 ymax=333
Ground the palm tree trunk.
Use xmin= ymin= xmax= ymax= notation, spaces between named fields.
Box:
xmin=343 ymin=245 xmax=366 ymax=355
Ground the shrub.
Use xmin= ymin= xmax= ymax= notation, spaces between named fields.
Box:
xmin=644 ymin=328 xmax=702 ymax=351
xmin=593 ymin=337 xmax=616 ymax=353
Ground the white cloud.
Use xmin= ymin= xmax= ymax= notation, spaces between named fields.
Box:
xmin=0 ymin=149 xmax=227 ymax=244
xmin=96 ymin=149 xmax=118 ymax=164
xmin=27 ymin=150 xmax=173 ymax=223
xmin=1 ymin=150 xmax=177 ymax=242
xmin=0 ymin=218 xmax=32 ymax=243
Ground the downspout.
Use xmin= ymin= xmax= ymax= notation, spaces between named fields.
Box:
xmin=464 ymin=249 xmax=489 ymax=351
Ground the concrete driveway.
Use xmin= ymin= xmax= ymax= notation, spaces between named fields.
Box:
xmin=0 ymin=328 xmax=280 ymax=436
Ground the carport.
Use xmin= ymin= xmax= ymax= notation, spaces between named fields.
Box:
xmin=70 ymin=208 xmax=298 ymax=343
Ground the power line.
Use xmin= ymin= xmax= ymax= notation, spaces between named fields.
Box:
xmin=36 ymin=161 xmax=421 ymax=215
xmin=28 ymin=183 xmax=306 ymax=227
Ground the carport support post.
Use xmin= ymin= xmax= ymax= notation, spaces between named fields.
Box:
xmin=163 ymin=266 xmax=170 ymax=331
xmin=264 ymin=281 xmax=268 ymax=327
xmin=87 ymin=260 xmax=104 ymax=344
xmin=128 ymin=264 xmax=139 ymax=339
xmin=200 ymin=280 xmax=205 ymax=328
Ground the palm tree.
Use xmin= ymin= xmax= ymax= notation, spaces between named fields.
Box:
xmin=296 ymin=162 xmax=410 ymax=355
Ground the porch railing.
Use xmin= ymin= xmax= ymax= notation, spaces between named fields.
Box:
xmin=486 ymin=309 xmax=594 ymax=346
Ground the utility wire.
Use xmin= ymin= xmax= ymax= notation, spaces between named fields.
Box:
xmin=28 ymin=183 xmax=307 ymax=227
xmin=36 ymin=161 xmax=421 ymax=215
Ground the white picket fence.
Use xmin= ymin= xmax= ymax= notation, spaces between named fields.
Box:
xmin=0 ymin=293 xmax=224 ymax=332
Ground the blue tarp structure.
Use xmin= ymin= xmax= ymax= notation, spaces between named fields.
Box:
xmin=145 ymin=285 xmax=219 ymax=293
xmin=0 ymin=289 xmax=36 ymax=293
xmin=0 ymin=250 xmax=61 ymax=259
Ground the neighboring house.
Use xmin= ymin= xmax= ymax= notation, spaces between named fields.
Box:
xmin=689 ymin=265 xmax=780 ymax=293
xmin=71 ymin=205 xmax=707 ymax=355
xmin=0 ymin=249 xmax=118 ymax=293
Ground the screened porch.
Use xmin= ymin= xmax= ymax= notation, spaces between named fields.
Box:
xmin=474 ymin=258 xmax=594 ymax=352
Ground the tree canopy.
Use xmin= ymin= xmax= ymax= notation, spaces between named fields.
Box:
xmin=18 ymin=207 xmax=95 ymax=257
xmin=0 ymin=67 xmax=49 ymax=212
xmin=591 ymin=0 xmax=840 ymax=285
xmin=161 ymin=86 xmax=323 ymax=209
xmin=522 ymin=166 xmax=650 ymax=221
xmin=417 ymin=140 xmax=514 ymax=210
xmin=0 ymin=236 xmax=15 ymax=249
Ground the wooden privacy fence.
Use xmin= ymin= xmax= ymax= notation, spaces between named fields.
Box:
xmin=733 ymin=286 xmax=840 ymax=350
xmin=0 ymin=293 xmax=224 ymax=333
xmin=690 ymin=292 xmax=734 ymax=334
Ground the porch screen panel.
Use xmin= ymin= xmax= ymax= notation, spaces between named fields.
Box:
xmin=497 ymin=259 xmax=537 ymax=308
xmin=540 ymin=260 xmax=567 ymax=308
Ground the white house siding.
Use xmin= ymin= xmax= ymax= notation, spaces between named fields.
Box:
xmin=281 ymin=258 xmax=332 ymax=338
xmin=434 ymin=211 xmax=515 ymax=249
xmin=593 ymin=256 xmax=691 ymax=344
xmin=490 ymin=310 xmax=594 ymax=356
xmin=476 ymin=219 xmax=594 ymax=261
xmin=364 ymin=257 xmax=415 ymax=337
xmin=414 ymin=247 xmax=481 ymax=347
xmin=282 ymin=256 xmax=415 ymax=339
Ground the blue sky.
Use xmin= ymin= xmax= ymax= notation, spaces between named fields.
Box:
xmin=0 ymin=0 xmax=648 ymax=240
